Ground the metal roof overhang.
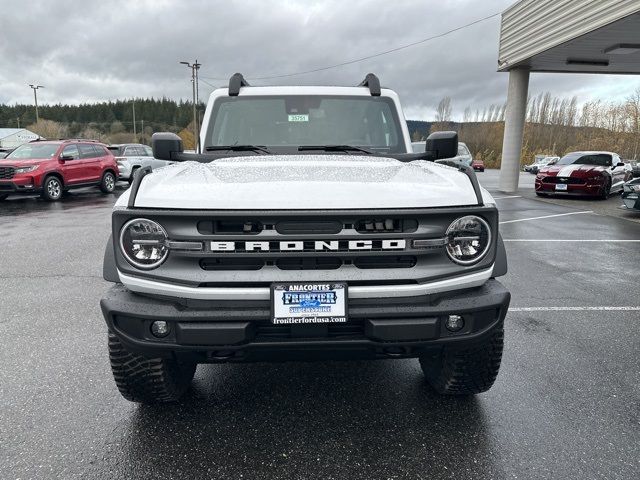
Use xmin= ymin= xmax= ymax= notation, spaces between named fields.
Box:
xmin=498 ymin=0 xmax=640 ymax=74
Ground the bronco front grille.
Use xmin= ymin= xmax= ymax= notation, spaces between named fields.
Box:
xmin=0 ymin=167 xmax=15 ymax=180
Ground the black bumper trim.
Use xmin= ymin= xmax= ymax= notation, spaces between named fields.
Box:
xmin=101 ymin=279 xmax=510 ymax=361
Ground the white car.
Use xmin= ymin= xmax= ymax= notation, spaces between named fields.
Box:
xmin=108 ymin=143 xmax=173 ymax=183
xmin=412 ymin=140 xmax=473 ymax=168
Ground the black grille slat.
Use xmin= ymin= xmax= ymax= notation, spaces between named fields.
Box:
xmin=353 ymin=256 xmax=417 ymax=269
xmin=198 ymin=220 xmax=263 ymax=235
xmin=543 ymin=177 xmax=585 ymax=185
xmin=275 ymin=220 xmax=342 ymax=235
xmin=0 ymin=167 xmax=15 ymax=180
xmin=276 ymin=257 xmax=342 ymax=270
xmin=200 ymin=258 xmax=265 ymax=271
xmin=355 ymin=218 xmax=418 ymax=233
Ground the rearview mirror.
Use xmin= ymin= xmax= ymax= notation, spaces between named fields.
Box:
xmin=425 ymin=131 xmax=458 ymax=160
xmin=616 ymin=162 xmax=625 ymax=167
xmin=152 ymin=132 xmax=184 ymax=161
xmin=59 ymin=154 xmax=74 ymax=161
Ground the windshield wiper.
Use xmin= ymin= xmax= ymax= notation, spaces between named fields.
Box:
xmin=298 ymin=145 xmax=373 ymax=155
xmin=205 ymin=145 xmax=271 ymax=154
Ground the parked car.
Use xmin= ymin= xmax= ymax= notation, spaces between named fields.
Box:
xmin=411 ymin=141 xmax=473 ymax=168
xmin=0 ymin=139 xmax=118 ymax=201
xmin=101 ymin=73 xmax=510 ymax=403
xmin=0 ymin=148 xmax=14 ymax=159
xmin=622 ymin=177 xmax=640 ymax=211
xmin=535 ymin=151 xmax=630 ymax=199
xmin=623 ymin=159 xmax=639 ymax=178
xmin=524 ymin=156 xmax=558 ymax=174
xmin=472 ymin=158 xmax=485 ymax=172
xmin=108 ymin=143 xmax=173 ymax=183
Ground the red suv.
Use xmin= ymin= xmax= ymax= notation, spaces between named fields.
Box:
xmin=0 ymin=139 xmax=119 ymax=202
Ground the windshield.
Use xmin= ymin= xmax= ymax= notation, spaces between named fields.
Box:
xmin=557 ymin=153 xmax=611 ymax=167
xmin=205 ymin=95 xmax=405 ymax=153
xmin=458 ymin=144 xmax=470 ymax=156
xmin=6 ymin=143 xmax=59 ymax=160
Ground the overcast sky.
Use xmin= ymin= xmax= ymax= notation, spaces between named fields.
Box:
xmin=1 ymin=0 xmax=639 ymax=121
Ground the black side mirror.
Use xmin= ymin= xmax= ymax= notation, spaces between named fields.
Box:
xmin=616 ymin=162 xmax=625 ymax=167
xmin=152 ymin=132 xmax=183 ymax=161
xmin=425 ymin=131 xmax=458 ymax=160
xmin=59 ymin=155 xmax=74 ymax=161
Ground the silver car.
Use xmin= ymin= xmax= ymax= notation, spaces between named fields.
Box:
xmin=412 ymin=141 xmax=473 ymax=168
xmin=108 ymin=143 xmax=173 ymax=183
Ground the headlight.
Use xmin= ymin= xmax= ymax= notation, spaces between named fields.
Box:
xmin=15 ymin=165 xmax=38 ymax=173
xmin=445 ymin=216 xmax=492 ymax=265
xmin=119 ymin=218 xmax=169 ymax=269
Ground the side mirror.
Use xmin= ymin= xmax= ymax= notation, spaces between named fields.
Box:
xmin=425 ymin=131 xmax=458 ymax=160
xmin=152 ymin=132 xmax=184 ymax=161
xmin=59 ymin=154 xmax=74 ymax=162
xmin=616 ymin=162 xmax=625 ymax=167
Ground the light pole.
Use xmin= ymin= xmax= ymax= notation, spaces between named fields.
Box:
xmin=180 ymin=60 xmax=201 ymax=152
xmin=29 ymin=84 xmax=44 ymax=123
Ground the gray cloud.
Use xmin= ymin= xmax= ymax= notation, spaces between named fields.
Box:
xmin=1 ymin=0 xmax=639 ymax=120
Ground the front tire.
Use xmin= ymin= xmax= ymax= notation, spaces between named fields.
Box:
xmin=41 ymin=176 xmax=63 ymax=201
xmin=419 ymin=322 xmax=504 ymax=395
xmin=108 ymin=333 xmax=196 ymax=404
xmin=100 ymin=171 xmax=116 ymax=193
xmin=599 ymin=177 xmax=611 ymax=200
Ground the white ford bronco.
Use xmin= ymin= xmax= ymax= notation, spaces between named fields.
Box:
xmin=101 ymin=74 xmax=510 ymax=403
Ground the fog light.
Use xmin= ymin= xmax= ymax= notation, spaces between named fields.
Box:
xmin=151 ymin=320 xmax=170 ymax=338
xmin=445 ymin=315 xmax=464 ymax=332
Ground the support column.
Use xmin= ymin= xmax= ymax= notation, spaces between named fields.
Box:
xmin=499 ymin=68 xmax=530 ymax=192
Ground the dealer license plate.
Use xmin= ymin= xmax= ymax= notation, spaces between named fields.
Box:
xmin=271 ymin=283 xmax=347 ymax=325
xmin=555 ymin=183 xmax=568 ymax=191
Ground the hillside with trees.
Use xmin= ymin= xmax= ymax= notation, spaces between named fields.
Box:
xmin=2 ymin=89 xmax=639 ymax=162
xmin=410 ymin=88 xmax=640 ymax=167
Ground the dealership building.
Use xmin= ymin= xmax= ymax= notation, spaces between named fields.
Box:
xmin=0 ymin=128 xmax=40 ymax=149
xmin=498 ymin=0 xmax=640 ymax=192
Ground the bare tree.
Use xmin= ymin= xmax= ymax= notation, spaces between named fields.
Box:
xmin=463 ymin=106 xmax=472 ymax=123
xmin=435 ymin=97 xmax=452 ymax=122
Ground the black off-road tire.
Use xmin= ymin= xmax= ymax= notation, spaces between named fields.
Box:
xmin=100 ymin=171 xmax=116 ymax=194
xmin=41 ymin=175 xmax=63 ymax=201
xmin=419 ymin=322 xmax=504 ymax=395
xmin=108 ymin=333 xmax=196 ymax=404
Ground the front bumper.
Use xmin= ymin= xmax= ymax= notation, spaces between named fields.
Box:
xmin=0 ymin=179 xmax=42 ymax=195
xmin=101 ymin=280 xmax=510 ymax=362
xmin=116 ymin=161 xmax=132 ymax=180
xmin=535 ymin=178 xmax=604 ymax=196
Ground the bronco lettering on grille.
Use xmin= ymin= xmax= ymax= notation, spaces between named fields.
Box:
xmin=210 ymin=239 xmax=406 ymax=252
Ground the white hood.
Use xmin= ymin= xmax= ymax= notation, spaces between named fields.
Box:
xmin=119 ymin=155 xmax=493 ymax=210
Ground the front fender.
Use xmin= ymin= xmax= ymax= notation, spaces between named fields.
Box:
xmin=492 ymin=233 xmax=508 ymax=278
xmin=103 ymin=234 xmax=119 ymax=283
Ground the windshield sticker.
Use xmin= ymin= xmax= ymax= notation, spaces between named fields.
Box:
xmin=288 ymin=114 xmax=309 ymax=122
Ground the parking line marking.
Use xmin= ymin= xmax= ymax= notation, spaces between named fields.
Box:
xmin=499 ymin=211 xmax=593 ymax=224
xmin=510 ymin=306 xmax=640 ymax=312
xmin=492 ymin=195 xmax=522 ymax=200
xmin=503 ymin=239 xmax=640 ymax=242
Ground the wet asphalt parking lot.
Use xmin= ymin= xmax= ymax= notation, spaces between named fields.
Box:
xmin=1 ymin=170 xmax=639 ymax=480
